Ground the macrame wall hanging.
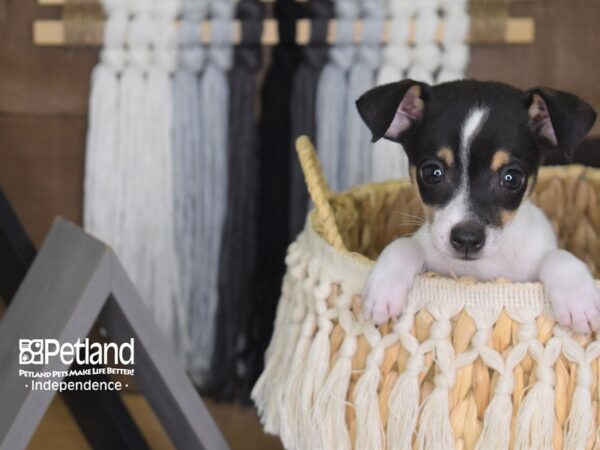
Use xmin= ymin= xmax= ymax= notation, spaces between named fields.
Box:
xmin=187 ymin=0 xmax=236 ymax=386
xmin=288 ymin=0 xmax=333 ymax=239
xmin=253 ymin=0 xmax=304 ymax=397
xmin=211 ymin=0 xmax=263 ymax=399
xmin=84 ymin=0 xmax=185 ymax=356
xmin=172 ymin=0 xmax=206 ymax=366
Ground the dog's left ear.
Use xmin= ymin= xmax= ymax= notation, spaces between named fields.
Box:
xmin=356 ymin=79 xmax=432 ymax=143
xmin=526 ymin=87 xmax=597 ymax=160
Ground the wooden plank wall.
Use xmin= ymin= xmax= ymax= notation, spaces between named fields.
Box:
xmin=1 ymin=0 xmax=599 ymax=245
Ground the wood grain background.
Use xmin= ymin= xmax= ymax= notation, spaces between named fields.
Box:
xmin=1 ymin=0 xmax=600 ymax=245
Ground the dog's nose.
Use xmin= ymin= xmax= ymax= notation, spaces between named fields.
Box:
xmin=450 ymin=222 xmax=486 ymax=253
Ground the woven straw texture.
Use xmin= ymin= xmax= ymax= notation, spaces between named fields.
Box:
xmin=252 ymin=136 xmax=600 ymax=450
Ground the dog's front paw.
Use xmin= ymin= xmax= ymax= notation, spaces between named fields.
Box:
xmin=362 ymin=238 xmax=425 ymax=325
xmin=547 ymin=279 xmax=600 ymax=335
xmin=363 ymin=268 xmax=412 ymax=325
xmin=540 ymin=250 xmax=600 ymax=335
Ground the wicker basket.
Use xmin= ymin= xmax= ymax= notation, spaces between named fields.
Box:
xmin=252 ymin=136 xmax=600 ymax=450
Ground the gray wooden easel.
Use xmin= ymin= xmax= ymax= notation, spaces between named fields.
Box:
xmin=0 ymin=218 xmax=230 ymax=450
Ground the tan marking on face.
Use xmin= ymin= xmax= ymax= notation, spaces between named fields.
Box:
xmin=500 ymin=209 xmax=516 ymax=226
xmin=491 ymin=150 xmax=510 ymax=171
xmin=526 ymin=177 xmax=535 ymax=196
xmin=410 ymin=165 xmax=433 ymax=222
xmin=436 ymin=147 xmax=454 ymax=167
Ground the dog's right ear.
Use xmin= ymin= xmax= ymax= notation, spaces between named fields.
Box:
xmin=356 ymin=79 xmax=431 ymax=143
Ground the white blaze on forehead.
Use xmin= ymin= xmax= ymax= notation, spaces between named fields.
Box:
xmin=461 ymin=107 xmax=489 ymax=154
xmin=459 ymin=107 xmax=489 ymax=184
xmin=430 ymin=107 xmax=489 ymax=249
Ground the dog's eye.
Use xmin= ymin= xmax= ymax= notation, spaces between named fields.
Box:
xmin=421 ymin=164 xmax=444 ymax=185
xmin=501 ymin=169 xmax=524 ymax=190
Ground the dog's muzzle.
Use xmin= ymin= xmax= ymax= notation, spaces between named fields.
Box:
xmin=450 ymin=221 xmax=486 ymax=259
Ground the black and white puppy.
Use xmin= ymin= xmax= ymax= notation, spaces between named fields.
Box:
xmin=356 ymin=79 xmax=599 ymax=334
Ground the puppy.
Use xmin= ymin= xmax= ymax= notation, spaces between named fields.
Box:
xmin=356 ymin=79 xmax=598 ymax=334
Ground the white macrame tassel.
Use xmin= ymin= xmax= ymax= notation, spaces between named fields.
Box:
xmin=252 ymin=248 xmax=305 ymax=433
xmin=279 ymin=314 xmax=317 ymax=448
xmin=354 ymin=365 xmax=384 ymax=450
xmin=297 ymin=282 xmax=334 ymax=449
xmin=474 ymin=340 xmax=527 ymax=450
xmin=474 ymin=377 xmax=513 ymax=450
xmin=565 ymin=379 xmax=594 ymax=449
xmin=116 ymin=8 xmax=151 ymax=296
xmin=514 ymin=339 xmax=561 ymax=450
xmin=84 ymin=0 xmax=127 ymax=241
xmin=354 ymin=333 xmax=398 ymax=450
xmin=387 ymin=356 xmax=422 ymax=450
xmin=145 ymin=0 xmax=184 ymax=355
xmin=370 ymin=0 xmax=412 ymax=182
xmin=311 ymin=335 xmax=356 ymax=450
xmin=514 ymin=378 xmax=555 ymax=450
xmin=417 ymin=375 xmax=455 ymax=450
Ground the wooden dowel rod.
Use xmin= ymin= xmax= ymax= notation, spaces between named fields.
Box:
xmin=39 ymin=0 xmax=300 ymax=3
xmin=33 ymin=17 xmax=535 ymax=46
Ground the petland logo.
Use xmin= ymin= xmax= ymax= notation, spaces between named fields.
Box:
xmin=19 ymin=338 xmax=135 ymax=366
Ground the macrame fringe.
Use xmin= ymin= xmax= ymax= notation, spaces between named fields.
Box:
xmin=84 ymin=61 xmax=120 ymax=240
xmin=564 ymin=384 xmax=594 ymax=449
xmin=474 ymin=391 xmax=512 ymax=450
xmin=279 ymin=314 xmax=316 ymax=447
xmin=417 ymin=387 xmax=454 ymax=450
xmin=353 ymin=364 xmax=385 ymax=450
xmin=387 ymin=370 xmax=420 ymax=450
xmin=513 ymin=381 xmax=555 ymax=450
xmin=311 ymin=337 xmax=355 ymax=450
xmin=298 ymin=321 xmax=332 ymax=448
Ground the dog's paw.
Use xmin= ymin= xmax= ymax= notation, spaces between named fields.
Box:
xmin=548 ymin=279 xmax=600 ymax=335
xmin=361 ymin=238 xmax=425 ymax=325
xmin=363 ymin=268 xmax=411 ymax=324
xmin=540 ymin=250 xmax=600 ymax=335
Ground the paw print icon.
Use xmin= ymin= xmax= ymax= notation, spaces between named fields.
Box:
xmin=19 ymin=339 xmax=44 ymax=365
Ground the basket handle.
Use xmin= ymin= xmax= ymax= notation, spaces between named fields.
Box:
xmin=295 ymin=136 xmax=346 ymax=251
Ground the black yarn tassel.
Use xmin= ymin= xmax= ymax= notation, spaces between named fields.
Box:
xmin=288 ymin=0 xmax=333 ymax=238
xmin=248 ymin=0 xmax=303 ymax=400
xmin=211 ymin=0 xmax=264 ymax=401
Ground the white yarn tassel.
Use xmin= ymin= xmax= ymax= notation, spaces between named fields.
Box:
xmin=564 ymin=366 xmax=594 ymax=449
xmin=354 ymin=364 xmax=385 ymax=450
xmin=513 ymin=347 xmax=558 ymax=450
xmin=116 ymin=11 xmax=151 ymax=294
xmin=254 ymin=254 xmax=309 ymax=434
xmin=514 ymin=379 xmax=555 ymax=450
xmin=143 ymin=0 xmax=183 ymax=353
xmin=311 ymin=336 xmax=356 ymax=450
xmin=474 ymin=378 xmax=513 ymax=450
xmin=354 ymin=337 xmax=394 ymax=450
xmin=298 ymin=284 xmax=334 ymax=449
xmin=387 ymin=356 xmax=422 ymax=450
xmin=279 ymin=314 xmax=317 ymax=448
xmin=84 ymin=0 xmax=128 ymax=242
xmin=417 ymin=376 xmax=455 ymax=450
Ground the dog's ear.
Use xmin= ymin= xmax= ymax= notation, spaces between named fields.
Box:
xmin=356 ymin=79 xmax=431 ymax=143
xmin=526 ymin=87 xmax=597 ymax=160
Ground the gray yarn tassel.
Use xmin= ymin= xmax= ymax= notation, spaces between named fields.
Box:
xmin=316 ymin=0 xmax=358 ymax=192
xmin=342 ymin=0 xmax=384 ymax=188
xmin=172 ymin=2 xmax=207 ymax=363
xmin=188 ymin=1 xmax=235 ymax=386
